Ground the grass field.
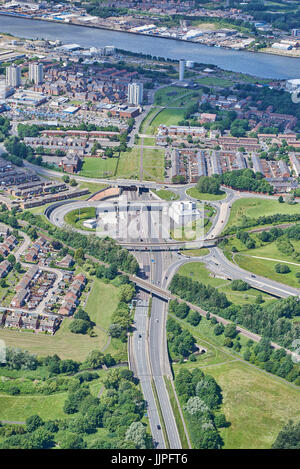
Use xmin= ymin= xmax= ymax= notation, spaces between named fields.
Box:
xmin=174 ymin=359 xmax=300 ymax=449
xmin=78 ymin=182 xmax=108 ymax=195
xmin=0 ymin=392 xmax=68 ymax=421
xmin=177 ymin=261 xmax=276 ymax=305
xmin=139 ymin=106 xmax=161 ymax=133
xmin=142 ymin=148 xmax=165 ymax=181
xmin=196 ymin=76 xmax=233 ymax=87
xmin=116 ymin=148 xmax=140 ymax=179
xmin=154 ymin=86 xmax=193 ymax=106
xmin=64 ymin=207 xmax=96 ymax=231
xmin=152 ymin=189 xmax=179 ymax=201
xmin=226 ymin=198 xmax=300 ymax=230
xmin=147 ymin=109 xmax=186 ymax=135
xmin=0 ymin=316 xmax=107 ymax=362
xmin=85 ymin=278 xmax=119 ymax=331
xmin=235 ymin=254 xmax=300 ymax=288
xmin=233 ymin=237 xmax=300 ymax=265
xmin=187 ymin=187 xmax=226 ymax=201
xmin=170 ymin=312 xmax=300 ymax=449
xmin=142 ymin=137 xmax=156 ymax=146
xmin=79 ymin=157 xmax=117 ymax=178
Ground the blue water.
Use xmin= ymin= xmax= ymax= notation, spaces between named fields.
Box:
xmin=1 ymin=15 xmax=300 ymax=79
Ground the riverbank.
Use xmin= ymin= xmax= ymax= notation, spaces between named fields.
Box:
xmin=1 ymin=15 xmax=300 ymax=79
xmin=1 ymin=11 xmax=300 ymax=61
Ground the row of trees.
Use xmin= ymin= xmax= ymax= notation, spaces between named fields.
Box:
xmin=169 ymin=274 xmax=300 ymax=365
xmin=196 ymin=175 xmax=221 ymax=195
xmin=175 ymin=368 xmax=228 ymax=449
xmin=217 ymin=169 xmax=274 ymax=194
xmin=167 ymin=317 xmax=197 ymax=360
xmin=19 ymin=210 xmax=139 ymax=274
xmin=224 ymin=213 xmax=300 ymax=235
xmin=0 ymin=367 xmax=152 ymax=449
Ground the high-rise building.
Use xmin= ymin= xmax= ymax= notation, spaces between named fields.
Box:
xmin=127 ymin=82 xmax=143 ymax=105
xmin=6 ymin=64 xmax=21 ymax=87
xmin=29 ymin=63 xmax=43 ymax=85
xmin=179 ymin=59 xmax=185 ymax=81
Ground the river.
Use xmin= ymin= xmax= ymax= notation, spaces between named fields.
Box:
xmin=1 ymin=16 xmax=300 ymax=79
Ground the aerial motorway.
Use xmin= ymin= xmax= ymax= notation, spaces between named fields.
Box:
xmin=42 ymin=177 xmax=300 ymax=448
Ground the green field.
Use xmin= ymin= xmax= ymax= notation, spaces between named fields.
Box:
xmin=187 ymin=187 xmax=226 ymax=201
xmin=79 ymin=157 xmax=118 ymax=178
xmin=85 ymin=278 xmax=119 ymax=331
xmin=147 ymin=109 xmax=186 ymax=135
xmin=170 ymin=312 xmax=300 ymax=449
xmin=226 ymin=198 xmax=300 ymax=230
xmin=116 ymin=148 xmax=140 ymax=179
xmin=142 ymin=148 xmax=165 ymax=181
xmin=142 ymin=137 xmax=156 ymax=146
xmin=154 ymin=86 xmax=193 ymax=106
xmin=64 ymin=206 xmax=96 ymax=230
xmin=139 ymin=106 xmax=161 ymax=133
xmin=0 ymin=319 xmax=108 ymax=362
xmin=152 ymin=189 xmax=179 ymax=201
xmin=177 ymin=261 xmax=275 ymax=305
xmin=196 ymin=76 xmax=233 ymax=87
xmin=175 ymin=359 xmax=300 ymax=449
xmin=235 ymin=254 xmax=300 ymax=288
xmin=0 ymin=392 xmax=68 ymax=421
xmin=78 ymin=182 xmax=108 ymax=195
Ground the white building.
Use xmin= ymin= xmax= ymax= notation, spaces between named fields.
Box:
xmin=169 ymin=201 xmax=200 ymax=225
xmin=286 ymin=78 xmax=300 ymax=93
xmin=104 ymin=45 xmax=116 ymax=56
xmin=29 ymin=63 xmax=43 ymax=85
xmin=83 ymin=219 xmax=97 ymax=229
xmin=6 ymin=64 xmax=21 ymax=87
xmin=128 ymin=82 xmax=143 ymax=105
xmin=271 ymin=42 xmax=292 ymax=50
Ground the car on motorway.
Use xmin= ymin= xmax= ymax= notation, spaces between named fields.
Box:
xmin=251 ymin=274 xmax=256 ymax=278
xmin=157 ymin=425 xmax=161 ymax=430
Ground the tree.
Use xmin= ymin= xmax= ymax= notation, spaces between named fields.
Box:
xmin=196 ymin=176 xmax=220 ymax=195
xmin=118 ymin=284 xmax=135 ymax=302
xmin=26 ymin=415 xmax=44 ymax=433
xmin=278 ymin=195 xmax=284 ymax=203
xmin=59 ymin=432 xmax=86 ymax=449
xmin=184 ymin=396 xmax=209 ymax=415
xmin=7 ymin=254 xmax=16 ymax=265
xmin=275 ymin=263 xmax=290 ymax=274
xmin=231 ymin=280 xmax=250 ymax=291
xmin=272 ymin=420 xmax=300 ymax=449
xmin=187 ymin=310 xmax=201 ymax=326
xmin=214 ymin=323 xmax=224 ymax=336
xmin=74 ymin=308 xmax=91 ymax=322
xmin=125 ymin=421 xmax=148 ymax=449
xmin=14 ymin=262 xmax=22 ymax=273
xmin=74 ymin=247 xmax=85 ymax=260
xmin=85 ymin=350 xmax=104 ymax=369
xmin=69 ymin=319 xmax=90 ymax=335
xmin=224 ymin=323 xmax=237 ymax=339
